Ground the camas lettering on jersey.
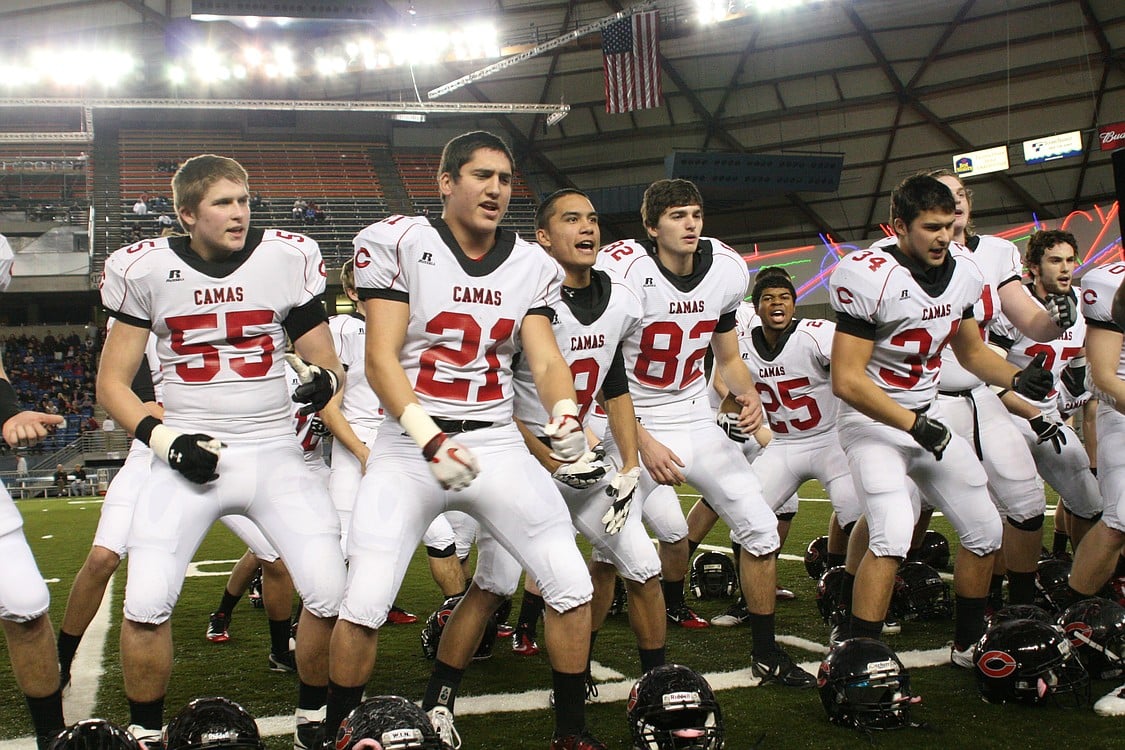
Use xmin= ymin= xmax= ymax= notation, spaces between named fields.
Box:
xmin=669 ymin=300 xmax=705 ymax=314
xmin=452 ymin=286 xmax=502 ymax=306
xmin=759 ymin=365 xmax=786 ymax=378
xmin=571 ymin=334 xmax=606 ymax=351
xmin=922 ymin=304 xmax=951 ymax=321
xmin=194 ymin=286 xmax=245 ymax=305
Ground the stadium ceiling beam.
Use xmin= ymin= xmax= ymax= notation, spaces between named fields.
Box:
xmin=842 ymin=5 xmax=1052 ymax=220
xmin=701 ymin=28 xmax=761 ymax=151
xmin=0 ymin=97 xmax=569 ymax=118
xmin=1070 ymin=64 xmax=1111 ymax=212
xmin=526 ymin=2 xmax=578 ymax=146
xmin=115 ymin=0 xmax=168 ymax=28
xmin=426 ymin=1 xmax=656 ymax=100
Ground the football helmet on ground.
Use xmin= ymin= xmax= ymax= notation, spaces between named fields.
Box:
xmin=50 ymin=720 xmax=141 ymax=750
xmin=627 ymin=664 xmax=723 ymax=749
xmin=335 ymin=696 xmax=445 ymax=750
xmin=974 ymin=619 xmax=1089 ymax=707
xmin=689 ymin=552 xmax=737 ymax=600
xmin=164 ymin=697 xmax=264 ymax=750
xmin=1057 ymin=597 xmax=1125 ymax=680
xmin=803 ymin=536 xmax=829 ymax=580
xmin=817 ymin=638 xmax=916 ymax=731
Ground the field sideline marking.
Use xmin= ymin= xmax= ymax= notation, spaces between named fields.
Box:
xmin=61 ymin=574 xmax=115 ymax=722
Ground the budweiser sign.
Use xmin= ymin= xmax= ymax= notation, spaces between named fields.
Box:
xmin=1099 ymin=122 xmax=1125 ymax=151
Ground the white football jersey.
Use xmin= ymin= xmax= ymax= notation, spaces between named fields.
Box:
xmin=596 ymin=237 xmax=748 ymax=411
xmin=744 ymin=318 xmax=837 ymax=439
xmin=1080 ymin=261 xmax=1125 ymax=384
xmin=830 ymin=244 xmax=983 ymax=410
xmin=990 ymin=285 xmax=1085 ymax=413
xmin=328 ymin=312 xmax=385 ymax=429
xmin=100 ymin=229 xmax=327 ymax=440
xmin=513 ymin=269 xmax=643 ymax=433
xmin=352 ymin=215 xmax=561 ymax=423
xmin=873 ymin=234 xmax=1016 ymax=391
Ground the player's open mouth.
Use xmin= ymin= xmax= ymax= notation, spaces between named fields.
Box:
xmin=575 ymin=240 xmax=596 ymax=251
xmin=768 ymin=309 xmax=786 ymax=320
xmin=480 ymin=202 xmax=500 ymax=215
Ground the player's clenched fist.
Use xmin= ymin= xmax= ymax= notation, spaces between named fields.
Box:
xmin=136 ymin=415 xmax=221 ymax=483
xmin=909 ymin=413 xmax=951 ymax=460
xmin=285 ymin=353 xmax=340 ymax=414
xmin=543 ymin=398 xmax=586 ymax=462
xmin=422 ymin=432 xmax=479 ymax=491
xmin=1045 ymin=293 xmax=1077 ymax=330
xmin=399 ymin=402 xmax=480 ymax=490
xmin=1012 ymin=352 xmax=1053 ymax=401
xmin=2 ymin=411 xmax=64 ymax=449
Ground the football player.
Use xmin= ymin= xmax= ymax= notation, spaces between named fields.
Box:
xmin=596 ymin=179 xmax=815 ymax=687
xmin=989 ymin=229 xmax=1101 ymax=547
xmin=97 ymin=155 xmax=347 ymax=748
xmin=865 ymin=170 xmax=1075 ymax=610
xmin=829 ymin=174 xmax=1053 ymax=666
xmin=320 ymin=260 xmax=465 ymax=611
xmin=436 ymin=189 xmax=665 ymax=699
xmin=0 ymin=325 xmax=66 ymax=749
xmin=329 ymin=132 xmax=603 ymax=749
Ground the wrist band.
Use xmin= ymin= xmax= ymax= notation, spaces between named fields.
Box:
xmin=0 ymin=379 xmax=21 ymax=426
xmin=134 ymin=415 xmax=162 ymax=445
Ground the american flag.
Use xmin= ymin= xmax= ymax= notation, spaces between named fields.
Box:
xmin=602 ymin=10 xmax=662 ymax=114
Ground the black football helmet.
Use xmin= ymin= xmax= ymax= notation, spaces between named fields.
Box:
xmin=987 ymin=604 xmax=1053 ymax=630
xmin=50 ymin=720 xmax=141 ymax=750
xmin=1099 ymin=574 xmax=1125 ymax=608
xmin=164 ymin=697 xmax=264 ymax=750
xmin=335 ymin=696 xmax=445 ymax=750
xmin=817 ymin=638 xmax=915 ymax=731
xmin=420 ymin=595 xmax=496 ymax=661
xmin=908 ymin=530 xmax=950 ymax=570
xmin=689 ymin=552 xmax=737 ymax=600
xmin=1057 ymin=597 xmax=1125 ymax=679
xmin=890 ymin=562 xmax=951 ymax=621
xmin=816 ymin=566 xmax=848 ymax=624
xmin=803 ymin=536 xmax=829 ymax=580
xmin=1034 ymin=558 xmax=1073 ymax=613
xmin=627 ymin=664 xmax=723 ymax=749
xmin=974 ymin=619 xmax=1090 ymax=707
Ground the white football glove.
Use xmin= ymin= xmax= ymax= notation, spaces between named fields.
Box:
xmin=602 ymin=467 xmax=641 ymax=535
xmin=715 ymin=412 xmax=750 ymax=443
xmin=423 ymin=432 xmax=480 ymax=491
xmin=552 ymin=451 xmax=609 ymax=489
xmin=543 ymin=399 xmax=586 ymax=462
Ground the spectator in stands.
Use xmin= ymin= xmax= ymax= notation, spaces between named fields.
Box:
xmin=292 ymin=198 xmax=306 ymax=221
xmin=71 ymin=464 xmax=87 ymax=496
xmin=131 ymin=197 xmax=148 ymax=216
xmin=250 ymin=192 xmax=267 ymax=209
xmin=156 ymin=214 xmax=174 ymax=232
xmin=129 ymin=224 xmax=143 ymax=243
xmin=53 ymin=464 xmax=67 ymax=497
xmin=15 ymin=453 xmax=27 ymax=481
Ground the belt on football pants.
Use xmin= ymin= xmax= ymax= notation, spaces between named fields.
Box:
xmin=938 ymin=388 xmax=983 ymax=460
xmin=433 ymin=418 xmax=494 ymax=434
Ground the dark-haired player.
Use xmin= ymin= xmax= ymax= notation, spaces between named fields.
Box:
xmin=596 ymin=178 xmax=814 ymax=687
xmin=330 ymin=132 xmax=602 ymax=749
xmin=829 ymin=174 xmax=1052 ymax=666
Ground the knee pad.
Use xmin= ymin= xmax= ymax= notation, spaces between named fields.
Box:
xmin=776 ymin=511 xmax=797 ymax=523
xmin=842 ymin=521 xmax=857 ymax=535
xmin=1060 ymin=502 xmax=1102 ymax=524
xmin=1007 ymin=513 xmax=1045 ymax=532
xmin=426 ymin=543 xmax=457 ymax=559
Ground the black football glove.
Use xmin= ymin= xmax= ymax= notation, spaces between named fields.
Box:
xmin=716 ymin=412 xmax=750 ymax=443
xmin=1028 ymin=415 xmax=1067 ymax=454
xmin=1012 ymin=352 xmax=1054 ymax=401
xmin=141 ymin=417 xmax=221 ymax=484
xmin=1045 ymin=293 xmax=1078 ymax=329
xmin=1061 ymin=355 xmax=1087 ymax=397
xmin=909 ymin=413 xmax=951 ymax=460
xmin=285 ymin=353 xmax=340 ymax=415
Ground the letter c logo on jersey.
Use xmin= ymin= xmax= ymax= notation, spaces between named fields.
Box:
xmin=836 ymin=287 xmax=855 ymax=305
xmin=318 ymin=260 xmax=326 ymax=278
xmin=1083 ymin=288 xmax=1098 ymax=306
xmin=977 ymin=649 xmax=1018 ymax=678
xmin=354 ymin=247 xmax=372 ymax=269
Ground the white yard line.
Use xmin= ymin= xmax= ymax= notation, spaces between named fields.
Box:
xmin=62 ymin=573 xmax=115 ymax=722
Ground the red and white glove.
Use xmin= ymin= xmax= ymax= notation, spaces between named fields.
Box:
xmin=543 ymin=399 xmax=586 ymax=462
xmin=399 ymin=403 xmax=479 ymax=491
